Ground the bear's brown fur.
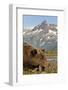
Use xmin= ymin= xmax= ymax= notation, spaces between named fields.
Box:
xmin=23 ymin=43 xmax=48 ymax=71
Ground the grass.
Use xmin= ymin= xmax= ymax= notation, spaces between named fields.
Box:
xmin=45 ymin=50 xmax=57 ymax=56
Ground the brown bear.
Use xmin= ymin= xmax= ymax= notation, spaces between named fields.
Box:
xmin=23 ymin=43 xmax=48 ymax=71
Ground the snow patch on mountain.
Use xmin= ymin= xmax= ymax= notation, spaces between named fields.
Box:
xmin=23 ymin=20 xmax=57 ymax=50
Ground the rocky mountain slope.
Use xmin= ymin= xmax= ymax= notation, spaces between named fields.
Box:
xmin=23 ymin=20 xmax=57 ymax=51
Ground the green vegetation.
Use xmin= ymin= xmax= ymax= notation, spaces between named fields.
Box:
xmin=45 ymin=50 xmax=57 ymax=56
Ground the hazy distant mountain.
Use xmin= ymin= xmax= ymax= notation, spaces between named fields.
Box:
xmin=23 ymin=20 xmax=57 ymax=51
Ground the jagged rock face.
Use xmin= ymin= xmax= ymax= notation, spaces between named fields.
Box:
xmin=23 ymin=20 xmax=57 ymax=51
xmin=39 ymin=20 xmax=48 ymax=33
xmin=32 ymin=20 xmax=49 ymax=34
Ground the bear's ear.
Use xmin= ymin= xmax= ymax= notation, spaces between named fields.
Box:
xmin=31 ymin=49 xmax=37 ymax=57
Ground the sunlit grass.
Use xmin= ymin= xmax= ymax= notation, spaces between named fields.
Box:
xmin=45 ymin=50 xmax=57 ymax=56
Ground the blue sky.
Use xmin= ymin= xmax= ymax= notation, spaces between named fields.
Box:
xmin=23 ymin=15 xmax=57 ymax=29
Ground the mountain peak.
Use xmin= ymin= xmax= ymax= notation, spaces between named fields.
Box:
xmin=41 ymin=20 xmax=47 ymax=25
xmin=23 ymin=19 xmax=57 ymax=51
xmin=32 ymin=20 xmax=48 ymax=33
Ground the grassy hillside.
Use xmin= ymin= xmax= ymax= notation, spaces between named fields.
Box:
xmin=45 ymin=50 xmax=57 ymax=56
